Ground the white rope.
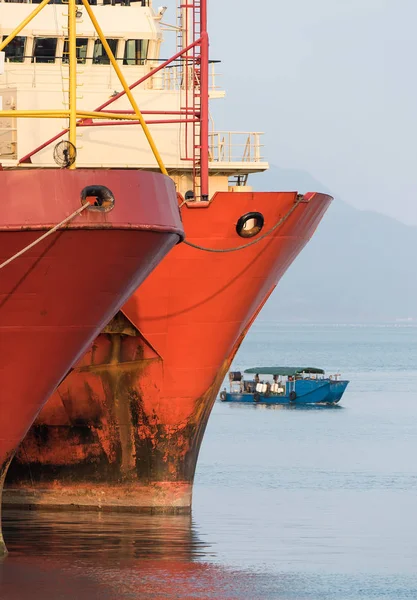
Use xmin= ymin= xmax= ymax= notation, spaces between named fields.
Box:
xmin=0 ymin=202 xmax=91 ymax=271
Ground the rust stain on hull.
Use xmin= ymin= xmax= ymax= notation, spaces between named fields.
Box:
xmin=4 ymin=296 xmax=275 ymax=512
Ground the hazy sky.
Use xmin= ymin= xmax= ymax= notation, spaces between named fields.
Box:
xmin=163 ymin=1 xmax=417 ymax=225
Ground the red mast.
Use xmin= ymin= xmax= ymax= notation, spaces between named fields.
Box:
xmin=199 ymin=0 xmax=209 ymax=200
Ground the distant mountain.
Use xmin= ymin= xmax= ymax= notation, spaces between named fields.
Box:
xmin=251 ymin=166 xmax=417 ymax=322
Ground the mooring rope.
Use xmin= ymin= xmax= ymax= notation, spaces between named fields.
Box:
xmin=182 ymin=196 xmax=303 ymax=253
xmin=0 ymin=202 xmax=91 ymax=271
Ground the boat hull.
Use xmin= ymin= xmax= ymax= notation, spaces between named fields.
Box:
xmin=0 ymin=168 xmax=182 ymax=550
xmin=327 ymin=380 xmax=349 ymax=403
xmin=5 ymin=191 xmax=331 ymax=513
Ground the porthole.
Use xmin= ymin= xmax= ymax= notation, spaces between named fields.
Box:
xmin=81 ymin=185 xmax=115 ymax=212
xmin=236 ymin=212 xmax=264 ymax=238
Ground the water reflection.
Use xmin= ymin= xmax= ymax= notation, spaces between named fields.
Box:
xmin=1 ymin=508 xmax=416 ymax=600
xmin=220 ymin=400 xmax=344 ymax=411
xmin=1 ymin=509 xmax=231 ymax=600
xmin=3 ymin=509 xmax=210 ymax=560
xmin=0 ymin=509 xmax=291 ymax=600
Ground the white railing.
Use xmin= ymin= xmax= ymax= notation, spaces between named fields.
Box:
xmin=149 ymin=61 xmax=221 ymax=92
xmin=208 ymin=131 xmax=264 ymax=163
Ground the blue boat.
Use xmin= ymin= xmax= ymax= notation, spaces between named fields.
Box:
xmin=219 ymin=367 xmax=349 ymax=406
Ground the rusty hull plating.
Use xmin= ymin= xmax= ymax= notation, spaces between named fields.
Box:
xmin=5 ymin=191 xmax=332 ymax=513
xmin=0 ymin=168 xmax=183 ymax=551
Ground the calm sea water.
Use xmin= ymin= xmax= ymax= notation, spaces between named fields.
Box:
xmin=2 ymin=323 xmax=417 ymax=599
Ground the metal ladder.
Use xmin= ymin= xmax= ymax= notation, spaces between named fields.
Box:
xmin=177 ymin=1 xmax=203 ymax=200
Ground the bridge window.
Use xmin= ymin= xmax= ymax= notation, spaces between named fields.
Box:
xmin=123 ymin=40 xmax=148 ymax=65
xmin=33 ymin=38 xmax=57 ymax=63
xmin=1 ymin=36 xmax=26 ymax=63
xmin=93 ymin=39 xmax=118 ymax=64
xmin=63 ymin=38 xmax=88 ymax=64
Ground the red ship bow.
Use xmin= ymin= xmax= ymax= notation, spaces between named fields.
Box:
xmin=0 ymin=168 xmax=183 ymax=552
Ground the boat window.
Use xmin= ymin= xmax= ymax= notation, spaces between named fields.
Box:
xmin=62 ymin=38 xmax=89 ymax=64
xmin=1 ymin=36 xmax=26 ymax=63
xmin=33 ymin=38 xmax=57 ymax=64
xmin=93 ymin=39 xmax=118 ymax=64
xmin=123 ymin=40 xmax=148 ymax=65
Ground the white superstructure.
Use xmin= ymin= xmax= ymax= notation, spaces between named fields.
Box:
xmin=0 ymin=0 xmax=268 ymax=198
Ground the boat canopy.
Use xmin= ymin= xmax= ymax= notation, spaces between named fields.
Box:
xmin=244 ymin=367 xmax=325 ymax=376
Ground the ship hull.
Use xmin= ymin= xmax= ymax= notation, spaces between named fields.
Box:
xmin=5 ymin=191 xmax=331 ymax=513
xmin=0 ymin=168 xmax=182 ymax=550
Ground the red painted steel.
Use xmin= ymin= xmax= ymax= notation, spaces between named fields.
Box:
xmin=0 ymin=168 xmax=183 ymax=550
xmin=199 ymin=0 xmax=209 ymax=199
xmin=5 ymin=190 xmax=331 ymax=512
xmin=76 ymin=119 xmax=199 ymax=127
